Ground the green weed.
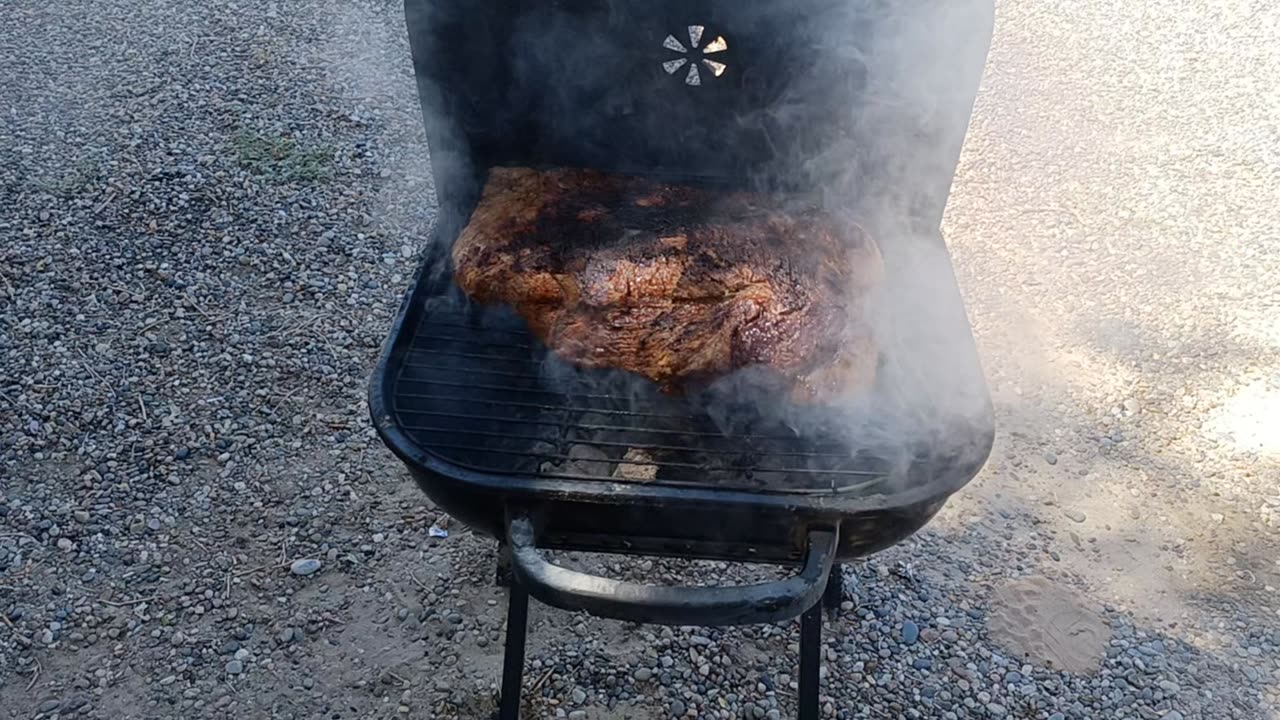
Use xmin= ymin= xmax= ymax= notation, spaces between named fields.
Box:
xmin=230 ymin=130 xmax=333 ymax=183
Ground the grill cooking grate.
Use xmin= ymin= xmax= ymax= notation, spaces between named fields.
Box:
xmin=390 ymin=292 xmax=900 ymax=495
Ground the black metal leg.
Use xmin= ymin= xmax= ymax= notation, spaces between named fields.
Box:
xmin=822 ymin=563 xmax=844 ymax=620
xmin=798 ymin=600 xmax=822 ymax=720
xmin=498 ymin=579 xmax=529 ymax=720
xmin=495 ymin=543 xmax=513 ymax=588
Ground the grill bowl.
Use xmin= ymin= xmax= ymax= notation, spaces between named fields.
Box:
xmin=369 ymin=209 xmax=992 ymax=565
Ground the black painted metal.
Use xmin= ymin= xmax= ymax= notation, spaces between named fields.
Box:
xmin=799 ymin=601 xmax=823 ymax=720
xmin=508 ymin=514 xmax=837 ymax=625
xmin=494 ymin=569 xmax=839 ymax=719
xmin=405 ymin=0 xmax=996 ymax=228
xmin=823 ymin=563 xmax=845 ymax=620
xmin=498 ymin=580 xmax=529 ymax=720
xmin=376 ymin=1 xmax=996 ymax=713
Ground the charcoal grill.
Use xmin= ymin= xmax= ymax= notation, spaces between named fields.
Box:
xmin=370 ymin=0 xmax=994 ymax=717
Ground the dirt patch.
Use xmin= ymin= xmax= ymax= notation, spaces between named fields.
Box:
xmin=986 ymin=575 xmax=1110 ymax=674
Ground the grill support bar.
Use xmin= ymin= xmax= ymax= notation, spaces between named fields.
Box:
xmin=493 ymin=560 xmax=844 ymax=719
xmin=498 ymin=578 xmax=530 ymax=720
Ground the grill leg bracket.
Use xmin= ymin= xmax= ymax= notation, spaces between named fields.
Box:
xmin=494 ymin=563 xmax=840 ymax=720
xmin=497 ymin=578 xmax=529 ymax=720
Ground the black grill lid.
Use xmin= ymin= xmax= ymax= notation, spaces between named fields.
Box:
xmin=406 ymin=0 xmax=994 ymax=227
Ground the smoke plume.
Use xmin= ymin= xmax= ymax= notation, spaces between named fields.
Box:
xmin=392 ymin=0 xmax=998 ymax=491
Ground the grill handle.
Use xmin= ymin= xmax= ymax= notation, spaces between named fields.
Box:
xmin=506 ymin=514 xmax=838 ymax=626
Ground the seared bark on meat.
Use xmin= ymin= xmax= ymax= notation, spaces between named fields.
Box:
xmin=452 ymin=167 xmax=883 ymax=400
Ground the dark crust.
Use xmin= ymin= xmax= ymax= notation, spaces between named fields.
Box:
xmin=452 ymin=167 xmax=883 ymax=399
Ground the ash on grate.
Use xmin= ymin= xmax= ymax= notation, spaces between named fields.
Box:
xmin=613 ymin=448 xmax=657 ymax=481
xmin=540 ymin=444 xmax=615 ymax=477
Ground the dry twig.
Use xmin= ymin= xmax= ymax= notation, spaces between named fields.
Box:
xmin=232 ymin=564 xmax=271 ymax=578
xmin=99 ymin=595 xmax=159 ymax=607
xmin=1 ymin=612 xmax=33 ymax=648
xmin=183 ymin=292 xmax=215 ymax=322
xmin=26 ymin=657 xmax=41 ymax=691
xmin=0 ymin=268 xmax=15 ymax=298
xmin=93 ymin=189 xmax=117 ymax=215
xmin=530 ymin=668 xmax=555 ymax=693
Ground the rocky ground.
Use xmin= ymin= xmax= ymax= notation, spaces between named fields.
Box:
xmin=1 ymin=0 xmax=1277 ymax=719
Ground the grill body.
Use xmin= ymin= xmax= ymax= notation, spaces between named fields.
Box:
xmin=370 ymin=255 xmax=988 ymax=564
xmin=371 ymin=3 xmax=995 ymax=715
xmin=372 ymin=0 xmax=993 ymax=583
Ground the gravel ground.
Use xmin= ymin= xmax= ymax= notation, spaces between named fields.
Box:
xmin=1 ymin=1 xmax=1277 ymax=719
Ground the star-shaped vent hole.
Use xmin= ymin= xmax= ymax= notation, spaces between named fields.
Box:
xmin=662 ymin=25 xmax=728 ymax=86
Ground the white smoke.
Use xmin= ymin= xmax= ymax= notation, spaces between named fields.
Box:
xmin=381 ymin=0 xmax=999 ymax=491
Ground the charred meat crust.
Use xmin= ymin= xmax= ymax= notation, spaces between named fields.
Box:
xmin=452 ymin=167 xmax=883 ymax=400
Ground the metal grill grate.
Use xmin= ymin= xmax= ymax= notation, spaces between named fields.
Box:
xmin=390 ymin=292 xmax=901 ymax=495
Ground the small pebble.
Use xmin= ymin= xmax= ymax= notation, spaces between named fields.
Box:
xmin=901 ymin=620 xmax=920 ymax=645
xmin=290 ymin=559 xmax=322 ymax=576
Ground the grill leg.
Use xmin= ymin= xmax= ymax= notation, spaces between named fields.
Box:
xmin=798 ymin=600 xmax=822 ymax=720
xmin=495 ymin=543 xmax=513 ymax=588
xmin=823 ymin=563 xmax=844 ymax=620
xmin=497 ymin=579 xmax=529 ymax=720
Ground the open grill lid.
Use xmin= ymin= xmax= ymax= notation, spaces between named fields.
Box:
xmin=406 ymin=0 xmax=994 ymax=233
